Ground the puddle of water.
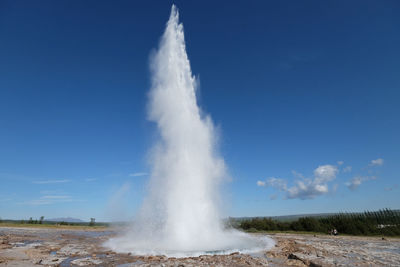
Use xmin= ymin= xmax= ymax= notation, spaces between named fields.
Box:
xmin=11 ymin=240 xmax=42 ymax=247
xmin=11 ymin=242 xmax=25 ymax=247
xmin=60 ymin=256 xmax=80 ymax=267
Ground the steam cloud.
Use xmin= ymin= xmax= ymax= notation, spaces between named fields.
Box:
xmin=105 ymin=5 xmax=274 ymax=256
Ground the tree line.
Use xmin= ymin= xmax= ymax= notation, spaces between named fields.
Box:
xmin=238 ymin=209 xmax=400 ymax=236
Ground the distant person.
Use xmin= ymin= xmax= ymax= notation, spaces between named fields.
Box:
xmin=333 ymin=229 xmax=338 ymax=236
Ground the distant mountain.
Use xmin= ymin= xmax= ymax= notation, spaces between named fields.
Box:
xmin=46 ymin=217 xmax=84 ymax=223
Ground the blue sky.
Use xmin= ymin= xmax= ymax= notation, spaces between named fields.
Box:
xmin=1 ymin=1 xmax=399 ymax=221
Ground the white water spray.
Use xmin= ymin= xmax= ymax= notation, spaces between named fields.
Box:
xmin=106 ymin=5 xmax=274 ymax=256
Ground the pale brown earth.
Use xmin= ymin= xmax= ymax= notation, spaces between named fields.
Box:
xmin=265 ymin=233 xmax=400 ymax=267
xmin=0 ymin=226 xmax=399 ymax=266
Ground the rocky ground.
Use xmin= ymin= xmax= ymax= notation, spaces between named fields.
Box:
xmin=265 ymin=233 xmax=400 ymax=266
xmin=0 ymin=227 xmax=399 ymax=266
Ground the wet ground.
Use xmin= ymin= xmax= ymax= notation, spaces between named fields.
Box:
xmin=265 ymin=233 xmax=400 ymax=266
xmin=0 ymin=226 xmax=399 ymax=266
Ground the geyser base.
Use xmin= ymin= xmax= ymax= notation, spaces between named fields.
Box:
xmin=105 ymin=229 xmax=275 ymax=258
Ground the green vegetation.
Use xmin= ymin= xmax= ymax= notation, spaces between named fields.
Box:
xmin=0 ymin=217 xmax=109 ymax=228
xmin=239 ymin=209 xmax=400 ymax=236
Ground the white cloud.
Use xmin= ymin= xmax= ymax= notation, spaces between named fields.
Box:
xmin=32 ymin=179 xmax=70 ymax=184
xmin=337 ymin=161 xmax=344 ymax=166
xmin=267 ymin=177 xmax=288 ymax=191
xmin=256 ymin=180 xmax=266 ymax=187
xmin=287 ymin=179 xmax=330 ymax=200
xmin=345 ymin=177 xmax=362 ymax=191
xmin=258 ymin=164 xmax=338 ymax=200
xmin=85 ymin=178 xmax=97 ymax=182
xmin=291 ymin=170 xmax=304 ymax=179
xmin=370 ymin=158 xmax=384 ymax=166
xmin=257 ymin=177 xmax=287 ymax=191
xmin=129 ymin=172 xmax=148 ymax=177
xmin=345 ymin=176 xmax=376 ymax=191
xmin=343 ymin=166 xmax=352 ymax=173
xmin=313 ymin=165 xmax=338 ymax=183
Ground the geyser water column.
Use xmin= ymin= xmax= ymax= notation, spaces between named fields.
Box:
xmin=105 ymin=5 xmax=274 ymax=256
xmin=145 ymin=4 xmax=225 ymax=250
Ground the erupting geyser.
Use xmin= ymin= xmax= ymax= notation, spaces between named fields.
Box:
xmin=106 ymin=5 xmax=274 ymax=256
